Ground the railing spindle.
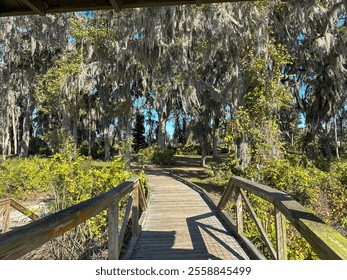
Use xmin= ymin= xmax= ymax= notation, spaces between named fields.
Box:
xmin=235 ymin=187 xmax=243 ymax=234
xmin=275 ymin=207 xmax=287 ymax=260
xmin=2 ymin=201 xmax=11 ymax=233
xmin=240 ymin=189 xmax=277 ymax=259
xmin=132 ymin=185 xmax=140 ymax=236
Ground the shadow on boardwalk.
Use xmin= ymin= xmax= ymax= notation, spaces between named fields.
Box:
xmin=131 ymin=170 xmax=251 ymax=260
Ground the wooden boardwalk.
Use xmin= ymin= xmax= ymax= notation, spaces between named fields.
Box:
xmin=131 ymin=170 xmax=251 ymax=260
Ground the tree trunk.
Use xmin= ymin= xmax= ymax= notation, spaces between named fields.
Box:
xmin=212 ymin=133 xmax=219 ymax=159
xmin=19 ymin=111 xmax=31 ymax=157
xmin=321 ymin=120 xmax=332 ymax=159
xmin=235 ymin=138 xmax=251 ymax=171
xmin=201 ymin=143 xmax=207 ymax=168
xmin=12 ymin=108 xmax=18 ymax=155
xmin=125 ymin=118 xmax=132 ymax=169
xmin=88 ymin=122 xmax=93 ymax=157
xmin=200 ymin=133 xmax=208 ymax=168
xmin=212 ymin=117 xmax=219 ymax=159
xmin=333 ymin=114 xmax=339 ymax=159
xmin=73 ymin=119 xmax=78 ymax=147
xmin=103 ymin=124 xmax=110 ymax=161
xmin=157 ymin=111 xmax=166 ymax=150
xmin=3 ymin=126 xmax=10 ymax=159
xmin=124 ymin=83 xmax=133 ymax=170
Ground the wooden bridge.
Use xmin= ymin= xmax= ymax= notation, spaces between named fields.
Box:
xmin=0 ymin=169 xmax=347 ymax=260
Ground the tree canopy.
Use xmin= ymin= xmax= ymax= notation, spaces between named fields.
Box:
xmin=0 ymin=0 xmax=346 ymax=166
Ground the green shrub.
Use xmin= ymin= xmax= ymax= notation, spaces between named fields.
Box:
xmin=0 ymin=157 xmax=51 ymax=198
xmin=137 ymin=145 xmax=157 ymax=165
xmin=261 ymin=159 xmax=323 ymax=206
xmin=330 ymin=160 xmax=347 ymax=185
xmin=175 ymin=144 xmax=201 ymax=155
xmin=153 ymin=148 xmax=175 ymax=165
xmin=137 ymin=145 xmax=175 ymax=165
xmin=47 ymin=144 xmax=132 ymax=210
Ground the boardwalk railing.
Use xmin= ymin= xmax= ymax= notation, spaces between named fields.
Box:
xmin=0 ymin=198 xmax=40 ymax=233
xmin=0 ymin=177 xmax=147 ymax=260
xmin=218 ymin=176 xmax=347 ymax=260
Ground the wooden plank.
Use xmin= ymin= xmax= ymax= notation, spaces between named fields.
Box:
xmin=275 ymin=207 xmax=287 ymax=260
xmin=231 ymin=176 xmax=281 ymax=204
xmin=131 ymin=173 xmax=251 ymax=260
xmin=171 ymin=173 xmax=219 ymax=207
xmin=109 ymin=0 xmax=122 ymax=12
xmin=108 ymin=199 xmax=119 ymax=260
xmin=138 ymin=182 xmax=148 ymax=211
xmin=9 ymin=199 xmax=39 ymax=221
xmin=0 ymin=0 xmax=254 ymax=17
xmin=132 ymin=187 xmax=139 ymax=237
xmin=0 ymin=177 xmax=138 ymax=260
xmin=20 ymin=0 xmax=45 ymax=15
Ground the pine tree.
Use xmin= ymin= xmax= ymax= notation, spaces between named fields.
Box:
xmin=132 ymin=112 xmax=147 ymax=153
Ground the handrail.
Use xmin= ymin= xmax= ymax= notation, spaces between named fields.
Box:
xmin=0 ymin=177 xmax=147 ymax=260
xmin=218 ymin=176 xmax=347 ymax=260
xmin=0 ymin=198 xmax=40 ymax=233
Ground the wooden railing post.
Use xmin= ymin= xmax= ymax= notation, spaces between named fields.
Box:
xmin=108 ymin=198 xmax=120 ymax=260
xmin=234 ymin=187 xmax=243 ymax=234
xmin=275 ymin=207 xmax=287 ymax=260
xmin=132 ymin=185 xmax=139 ymax=236
xmin=2 ymin=201 xmax=11 ymax=233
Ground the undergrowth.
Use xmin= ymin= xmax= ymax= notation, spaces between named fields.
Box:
xmin=0 ymin=144 xmax=147 ymax=259
xmin=207 ymin=154 xmax=347 ymax=259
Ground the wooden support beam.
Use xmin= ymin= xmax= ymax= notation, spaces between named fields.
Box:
xmin=275 ymin=207 xmax=287 ymax=260
xmin=108 ymin=199 xmax=120 ymax=260
xmin=218 ymin=178 xmax=234 ymax=209
xmin=21 ymin=0 xmax=45 ymax=16
xmin=9 ymin=199 xmax=39 ymax=221
xmin=2 ymin=202 xmax=10 ymax=233
xmin=132 ymin=187 xmax=139 ymax=236
xmin=234 ymin=187 xmax=243 ymax=234
xmin=138 ymin=182 xmax=147 ymax=211
xmin=109 ymin=0 xmax=122 ymax=12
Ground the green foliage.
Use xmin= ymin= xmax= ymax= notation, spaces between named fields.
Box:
xmin=261 ymin=159 xmax=322 ymax=205
xmin=137 ymin=145 xmax=175 ymax=165
xmin=137 ymin=145 xmax=157 ymax=165
xmin=208 ymin=154 xmax=239 ymax=185
xmin=175 ymin=144 xmax=201 ymax=155
xmin=226 ymin=37 xmax=292 ymax=168
xmin=48 ymin=144 xmax=132 ymax=210
xmin=0 ymin=157 xmax=51 ymax=198
xmin=153 ymin=147 xmax=176 ymax=165
xmin=34 ymin=51 xmax=83 ymax=153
